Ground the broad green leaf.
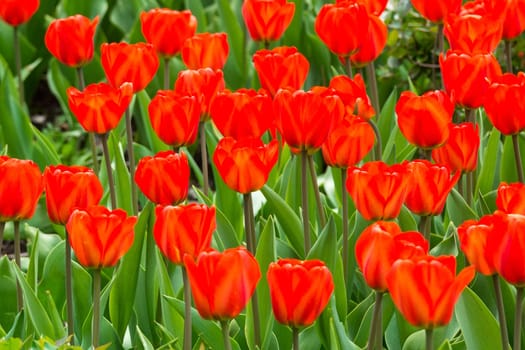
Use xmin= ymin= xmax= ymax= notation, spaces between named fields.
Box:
xmin=136 ymin=326 xmax=155 ymax=350
xmin=0 ymin=337 xmax=23 ymax=349
xmin=445 ymin=188 xmax=478 ymax=227
xmin=185 ymin=0 xmax=207 ymax=32
xmin=500 ymin=134 xmax=525 ymax=183
xmin=377 ymin=87 xmax=398 ymax=154
xmin=134 ymin=90 xmax=168 ymax=154
xmin=307 ymin=216 xmax=336 ymax=271
xmin=476 ymin=128 xmax=501 ymax=196
xmin=430 ymin=222 xmax=458 ymax=257
xmin=107 ymin=132 xmax=133 ymax=214
xmin=0 ymin=256 xmax=17 ymax=331
xmin=57 ymin=0 xmax=108 ymax=19
xmin=46 ymin=58 xmax=75 ymax=126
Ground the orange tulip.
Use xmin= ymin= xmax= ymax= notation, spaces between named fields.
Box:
xmin=439 ymin=50 xmax=502 ymax=109
xmin=101 ymin=42 xmax=159 ymax=93
xmin=274 ymin=87 xmax=344 ymax=154
xmin=503 ymin=0 xmax=525 ymax=40
xmin=409 ymin=0 xmax=461 ymax=23
xmin=140 ymin=8 xmax=197 ymax=58
xmin=0 ymin=0 xmax=39 ymax=26
xmin=356 ymin=0 xmax=388 ymax=16
xmin=67 ymin=82 xmax=133 ymax=134
xmin=43 ymin=165 xmax=103 ymax=225
xmin=356 ymin=221 xmax=428 ymax=291
xmin=181 ymin=32 xmax=229 ymax=70
xmin=396 ymin=90 xmax=454 ymax=149
xmin=213 ymin=137 xmax=279 ymax=194
xmin=174 ymin=68 xmax=225 ymax=119
xmin=210 ymin=88 xmax=273 ymax=139
xmin=350 ymin=14 xmax=387 ymax=67
xmin=154 ymin=203 xmax=216 ymax=265
xmin=405 ymin=160 xmax=460 ymax=216
xmin=242 ymin=0 xmax=295 ymax=42
xmin=431 ymin=122 xmax=479 ymax=174
xmin=0 ymin=156 xmax=43 ymax=222
xmin=322 ymin=114 xmax=375 ymax=168
xmin=184 ymin=247 xmax=260 ymax=320
xmin=484 ymin=72 xmax=525 ymax=136
xmin=252 ymin=46 xmax=309 ymax=97
xmin=346 ymin=161 xmax=409 ymax=221
xmin=148 ymin=90 xmax=201 ymax=147
xmin=135 ymin=151 xmax=190 ymax=206
xmin=315 ymin=0 xmax=369 ymax=58
xmin=329 ymin=74 xmax=375 ymax=120
xmin=267 ymin=258 xmax=334 ymax=327
xmin=497 ymin=182 xmax=525 ymax=215
xmin=493 ymin=213 xmax=525 ymax=286
xmin=45 ymin=15 xmax=99 ymax=67
xmin=387 ymin=255 xmax=475 ymax=328
xmin=66 ymin=205 xmax=137 ymax=268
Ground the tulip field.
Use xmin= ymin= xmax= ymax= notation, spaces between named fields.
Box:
xmin=1 ymin=0 xmax=525 ymax=349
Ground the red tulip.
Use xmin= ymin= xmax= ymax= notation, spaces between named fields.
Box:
xmin=405 ymin=160 xmax=460 ymax=216
xmin=493 ymin=213 xmax=525 ymax=286
xmin=101 ymin=42 xmax=159 ymax=93
xmin=45 ymin=15 xmax=99 ymax=67
xmin=184 ymin=247 xmax=260 ymax=320
xmin=409 ymin=0 xmax=461 ymax=23
xmin=0 ymin=156 xmax=43 ymax=222
xmin=213 ymin=137 xmax=279 ymax=194
xmin=267 ymin=258 xmax=334 ymax=327
xmin=66 ymin=205 xmax=137 ymax=268
xmin=484 ymin=72 xmax=525 ymax=136
xmin=356 ymin=0 xmax=388 ymax=16
xmin=396 ymin=90 xmax=454 ymax=149
xmin=43 ymin=165 xmax=103 ymax=225
xmin=322 ymin=114 xmax=375 ymax=168
xmin=67 ymin=82 xmax=133 ymax=134
xmin=431 ymin=122 xmax=479 ymax=174
xmin=497 ymin=182 xmax=525 ymax=215
xmin=135 ymin=151 xmax=190 ymax=206
xmin=140 ymin=8 xmax=197 ymax=58
xmin=252 ymin=46 xmax=309 ymax=97
xmin=503 ymin=0 xmax=525 ymax=40
xmin=274 ymin=87 xmax=344 ymax=154
xmin=210 ymin=88 xmax=273 ymax=139
xmin=181 ymin=32 xmax=229 ymax=70
xmin=439 ymin=50 xmax=502 ymax=109
xmin=350 ymin=14 xmax=387 ymax=67
xmin=346 ymin=161 xmax=409 ymax=221
xmin=356 ymin=221 xmax=428 ymax=291
xmin=174 ymin=68 xmax=225 ymax=119
xmin=315 ymin=0 xmax=369 ymax=58
xmin=242 ymin=0 xmax=295 ymax=42
xmin=329 ymin=74 xmax=375 ymax=120
xmin=0 ymin=0 xmax=39 ymax=26
xmin=154 ymin=204 xmax=216 ymax=265
xmin=148 ymin=90 xmax=201 ymax=147
xmin=387 ymin=255 xmax=475 ymax=328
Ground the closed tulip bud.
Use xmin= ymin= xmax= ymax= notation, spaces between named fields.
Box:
xmin=409 ymin=0 xmax=461 ymax=23
xmin=432 ymin=122 xmax=479 ymax=174
xmin=43 ymin=165 xmax=103 ymax=225
xmin=493 ymin=213 xmax=525 ymax=286
xmin=0 ymin=0 xmax=39 ymax=26
xmin=350 ymin=14 xmax=387 ymax=67
xmin=357 ymin=0 xmax=388 ymax=16
xmin=496 ymin=182 xmax=525 ymax=215
xmin=329 ymin=74 xmax=375 ymax=120
xmin=242 ymin=0 xmax=295 ymax=42
xmin=502 ymin=0 xmax=525 ymax=40
xmin=181 ymin=32 xmax=229 ymax=70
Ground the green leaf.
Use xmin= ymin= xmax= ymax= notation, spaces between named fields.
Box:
xmin=57 ymin=0 xmax=108 ymax=18
xmin=185 ymin=0 xmax=207 ymax=32
xmin=307 ymin=216 xmax=336 ymax=271
xmin=445 ymin=188 xmax=478 ymax=226
xmin=134 ymin=90 xmax=168 ymax=154
xmin=217 ymin=0 xmax=246 ymax=87
xmin=476 ymin=128 xmax=501 ymax=196
xmin=107 ymin=132 xmax=133 ymax=214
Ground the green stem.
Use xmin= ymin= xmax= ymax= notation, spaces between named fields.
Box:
xmin=368 ymin=119 xmax=383 ymax=161
xmin=420 ymin=148 xmax=432 ymax=161
xmin=437 ymin=23 xmax=445 ymax=89
xmin=368 ymin=291 xmax=384 ymax=350
xmin=92 ymin=268 xmax=101 ymax=348
xmin=465 ymin=108 xmax=476 ymax=124
xmin=345 ymin=57 xmax=353 ymax=79
xmin=512 ymin=134 xmax=524 ymax=183
xmin=243 ymin=193 xmax=255 ymax=253
xmin=308 ymin=155 xmax=326 ymax=227
xmin=221 ymin=320 xmax=233 ymax=350
xmin=163 ymin=58 xmax=170 ymax=90
xmin=426 ymin=328 xmax=434 ymax=350
xmin=505 ymin=40 xmax=513 ymax=74
xmin=182 ymin=267 xmax=192 ymax=350
xmin=419 ymin=215 xmax=432 ymax=242
xmin=65 ymin=229 xmax=74 ymax=344
xmin=514 ymin=287 xmax=524 ymax=350
xmin=199 ymin=122 xmax=209 ymax=197
xmin=366 ymin=62 xmax=380 ymax=119
xmin=0 ymin=222 xmax=5 ymax=255
xmin=493 ymin=275 xmax=510 ymax=350
xmin=458 ymin=173 xmax=464 ymax=197
xmin=293 ymin=327 xmax=300 ymax=350
xmin=301 ymin=151 xmax=311 ymax=255
xmin=100 ymin=133 xmax=117 ymax=209
xmin=13 ymin=26 xmax=24 ymax=104
xmin=125 ymin=108 xmax=138 ymax=215
xmin=14 ymin=221 xmax=22 ymax=311
xmin=341 ymin=169 xmax=349 ymax=286
xmin=466 ymin=171 xmax=474 ymax=206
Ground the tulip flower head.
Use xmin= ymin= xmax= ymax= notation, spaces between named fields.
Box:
xmin=409 ymin=0 xmax=461 ymax=23
xmin=350 ymin=14 xmax=387 ymax=67
xmin=502 ymin=0 xmax=525 ymax=40
xmin=329 ymin=74 xmax=375 ymax=120
xmin=0 ymin=0 xmax=39 ymax=26
xmin=496 ymin=182 xmax=525 ymax=215
xmin=492 ymin=213 xmax=525 ymax=287
xmin=242 ymin=0 xmax=295 ymax=43
xmin=181 ymin=32 xmax=229 ymax=70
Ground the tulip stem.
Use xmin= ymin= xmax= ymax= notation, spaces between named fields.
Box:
xmin=368 ymin=119 xmax=383 ymax=161
xmin=492 ymin=275 xmax=510 ymax=350
xmin=465 ymin=108 xmax=476 ymax=124
xmin=425 ymin=328 xmax=433 ymax=350
xmin=182 ymin=267 xmax=192 ymax=350
xmin=221 ymin=320 xmax=232 ymax=350
xmin=308 ymin=155 xmax=326 ymax=228
xmin=419 ymin=215 xmax=431 ymax=242
xmin=505 ymin=40 xmax=513 ymax=74
xmin=345 ymin=57 xmax=353 ymax=79
xmin=14 ymin=221 xmax=22 ymax=311
xmin=512 ymin=134 xmax=524 ymax=183
xmin=368 ymin=291 xmax=384 ymax=350
xmin=92 ymin=268 xmax=101 ymax=349
xmin=200 ymin=122 xmax=210 ymax=197
xmin=466 ymin=171 xmax=474 ymax=206
xmin=125 ymin=108 xmax=139 ymax=215
xmin=13 ymin=26 xmax=24 ymax=105
xmin=76 ymin=67 xmax=99 ymax=176
xmin=341 ymin=169 xmax=349 ymax=286
xmin=163 ymin=58 xmax=170 ymax=90
xmin=420 ymin=148 xmax=432 ymax=161
xmin=100 ymin=133 xmax=117 ymax=210
xmin=65 ymin=229 xmax=75 ymax=344
xmin=301 ymin=151 xmax=311 ymax=255
xmin=0 ymin=222 xmax=5 ymax=255
xmin=514 ymin=287 xmax=524 ymax=350
xmin=366 ymin=62 xmax=381 ymax=118
xmin=292 ymin=327 xmax=300 ymax=350
xmin=437 ymin=23 xmax=444 ymax=89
